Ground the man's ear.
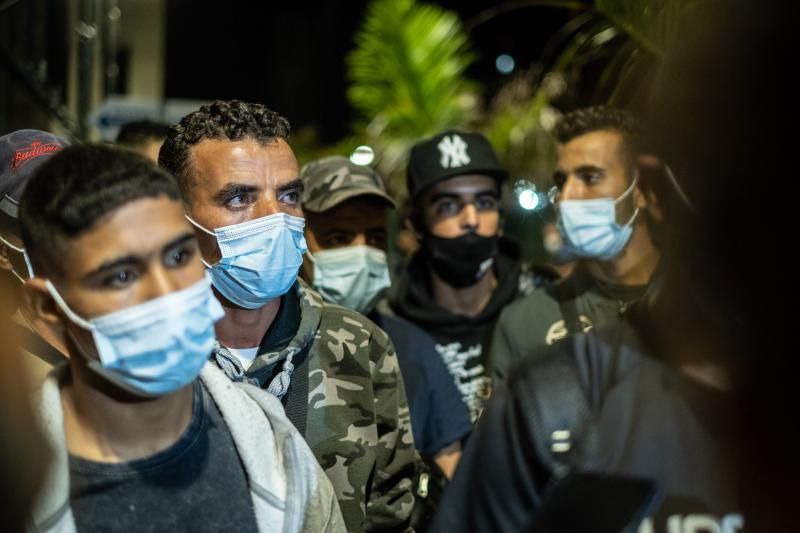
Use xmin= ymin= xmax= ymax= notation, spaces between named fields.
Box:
xmin=21 ymin=277 xmax=63 ymax=329
xmin=299 ymin=244 xmax=314 ymax=286
xmin=403 ymin=215 xmax=417 ymax=238
xmin=0 ymin=245 xmax=12 ymax=271
xmin=635 ymin=155 xmax=665 ymax=223
xmin=404 ymin=211 xmax=425 ymax=240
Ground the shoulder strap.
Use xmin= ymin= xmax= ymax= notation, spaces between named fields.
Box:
xmin=546 ymin=269 xmax=592 ymax=337
xmin=17 ymin=324 xmax=68 ymax=366
xmin=558 ymin=298 xmax=583 ymax=338
xmin=514 ymin=338 xmax=598 ymax=484
xmin=281 ymin=345 xmax=310 ymax=437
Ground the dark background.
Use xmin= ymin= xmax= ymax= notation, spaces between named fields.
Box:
xmin=164 ymin=1 xmax=571 ymax=143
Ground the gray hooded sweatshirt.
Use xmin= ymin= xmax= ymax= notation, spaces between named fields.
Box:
xmin=28 ymin=363 xmax=346 ymax=533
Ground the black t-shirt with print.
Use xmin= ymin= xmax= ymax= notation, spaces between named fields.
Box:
xmin=391 ymin=238 xmax=529 ymax=422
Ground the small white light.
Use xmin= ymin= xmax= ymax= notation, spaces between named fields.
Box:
xmin=495 ymin=54 xmax=515 ymax=75
xmin=350 ymin=145 xmax=375 ymax=166
xmin=518 ymin=189 xmax=539 ymax=210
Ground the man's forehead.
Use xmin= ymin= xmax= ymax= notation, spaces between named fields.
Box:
xmin=309 ymin=198 xmax=388 ymax=230
xmin=65 ymin=197 xmax=189 ymax=272
xmin=557 ymin=130 xmax=625 ymax=167
xmin=425 ymin=174 xmax=498 ymax=197
xmin=190 ymin=138 xmax=297 ymax=183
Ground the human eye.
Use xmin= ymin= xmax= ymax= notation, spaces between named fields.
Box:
xmin=100 ymin=268 xmax=139 ymax=289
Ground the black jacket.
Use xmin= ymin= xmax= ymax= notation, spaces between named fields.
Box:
xmin=432 ymin=307 xmax=743 ymax=533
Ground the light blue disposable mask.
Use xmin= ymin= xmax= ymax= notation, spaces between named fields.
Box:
xmin=557 ymin=178 xmax=640 ymax=261
xmin=0 ymin=233 xmax=34 ymax=283
xmin=307 ymin=245 xmax=391 ymax=314
xmin=187 ymin=213 xmax=308 ymax=309
xmin=46 ymin=275 xmax=225 ymax=397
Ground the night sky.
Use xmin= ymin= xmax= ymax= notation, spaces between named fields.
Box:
xmin=165 ymin=1 xmax=570 ymax=144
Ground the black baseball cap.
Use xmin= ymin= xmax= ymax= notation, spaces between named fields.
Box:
xmin=407 ymin=129 xmax=507 ymax=199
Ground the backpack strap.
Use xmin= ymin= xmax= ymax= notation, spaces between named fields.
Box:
xmin=17 ymin=324 xmax=68 ymax=367
xmin=514 ymin=337 xmax=599 ymax=485
xmin=558 ymin=298 xmax=584 ymax=338
xmin=546 ymin=267 xmax=594 ymax=337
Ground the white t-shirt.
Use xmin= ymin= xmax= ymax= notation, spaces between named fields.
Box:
xmin=226 ymin=346 xmax=260 ymax=371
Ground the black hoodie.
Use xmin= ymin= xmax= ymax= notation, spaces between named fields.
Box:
xmin=391 ymin=238 xmax=532 ymax=422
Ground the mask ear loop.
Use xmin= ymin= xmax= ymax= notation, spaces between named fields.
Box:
xmin=45 ymin=281 xmax=94 ymax=330
xmin=45 ymin=279 xmax=101 ymax=361
xmin=185 ymin=215 xmax=220 ymax=268
xmin=0 ymin=234 xmax=35 ymax=281
xmin=614 ymin=175 xmax=641 ymax=226
xmin=9 ymin=268 xmax=25 ymax=284
xmin=0 ymin=233 xmax=24 ymax=253
xmin=663 ymin=164 xmax=697 ymax=212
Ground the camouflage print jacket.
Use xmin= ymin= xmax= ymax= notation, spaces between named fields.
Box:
xmin=213 ymin=281 xmax=416 ymax=532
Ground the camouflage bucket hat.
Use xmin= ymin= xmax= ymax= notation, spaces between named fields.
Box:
xmin=300 ymin=156 xmax=396 ymax=213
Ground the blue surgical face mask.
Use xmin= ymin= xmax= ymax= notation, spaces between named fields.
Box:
xmin=0 ymin=233 xmax=34 ymax=283
xmin=557 ymin=177 xmax=640 ymax=261
xmin=187 ymin=213 xmax=307 ymax=309
xmin=307 ymin=245 xmax=391 ymax=314
xmin=46 ymin=275 xmax=225 ymax=397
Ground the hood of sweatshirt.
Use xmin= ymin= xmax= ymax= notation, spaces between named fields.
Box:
xmin=391 ymin=237 xmax=523 ymax=337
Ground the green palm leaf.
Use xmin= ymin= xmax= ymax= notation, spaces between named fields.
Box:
xmin=346 ymin=0 xmax=479 ymax=195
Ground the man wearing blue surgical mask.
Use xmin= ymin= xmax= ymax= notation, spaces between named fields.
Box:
xmin=491 ymin=107 xmax=662 ymax=382
xmin=299 ymin=156 xmax=472 ymax=483
xmin=159 ymin=101 xmax=416 ymax=532
xmin=19 ymin=145 xmax=343 ymax=533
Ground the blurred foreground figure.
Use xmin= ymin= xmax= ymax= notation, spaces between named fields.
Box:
xmin=0 ymin=318 xmax=49 ymax=532
xmin=432 ymin=1 xmax=793 ymax=531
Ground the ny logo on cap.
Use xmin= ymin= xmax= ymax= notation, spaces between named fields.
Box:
xmin=437 ymin=135 xmax=470 ymax=169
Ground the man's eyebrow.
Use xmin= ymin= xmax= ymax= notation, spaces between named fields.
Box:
xmin=213 ymin=182 xmax=258 ymax=203
xmin=427 ymin=192 xmax=461 ymax=204
xmin=574 ymin=165 xmax=605 ymax=174
xmin=85 ymin=255 xmax=140 ymax=279
xmin=160 ymin=233 xmax=196 ymax=254
xmin=428 ymin=189 xmax=498 ymax=203
xmin=83 ymin=233 xmax=197 ymax=282
xmin=277 ymin=179 xmax=304 ymax=195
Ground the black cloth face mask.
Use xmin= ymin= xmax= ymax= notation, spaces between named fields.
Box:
xmin=422 ymin=233 xmax=499 ymax=288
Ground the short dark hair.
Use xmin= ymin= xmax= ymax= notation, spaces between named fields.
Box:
xmin=19 ymin=144 xmax=181 ymax=278
xmin=116 ymin=120 xmax=170 ymax=148
xmin=554 ymin=106 xmax=642 ymax=167
xmin=159 ymin=100 xmax=291 ymax=194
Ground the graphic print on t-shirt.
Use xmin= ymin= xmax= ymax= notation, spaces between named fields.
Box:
xmin=435 ymin=341 xmax=490 ymax=422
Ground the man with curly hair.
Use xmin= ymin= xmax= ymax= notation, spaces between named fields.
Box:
xmin=160 ymin=100 xmax=416 ymax=532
